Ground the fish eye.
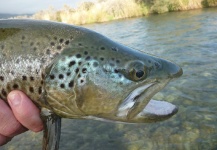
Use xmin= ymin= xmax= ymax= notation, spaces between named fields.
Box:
xmin=136 ymin=70 xmax=144 ymax=78
xmin=118 ymin=68 xmax=147 ymax=82
xmin=131 ymin=69 xmax=146 ymax=81
xmin=117 ymin=61 xmax=148 ymax=82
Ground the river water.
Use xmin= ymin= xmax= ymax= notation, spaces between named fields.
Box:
xmin=2 ymin=8 xmax=217 ymax=150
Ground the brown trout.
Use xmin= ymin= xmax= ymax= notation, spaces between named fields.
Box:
xmin=0 ymin=19 xmax=182 ymax=150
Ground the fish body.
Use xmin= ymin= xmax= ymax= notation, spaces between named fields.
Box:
xmin=0 ymin=19 xmax=182 ymax=149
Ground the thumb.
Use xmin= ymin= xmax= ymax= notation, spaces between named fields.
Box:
xmin=8 ymin=90 xmax=44 ymax=132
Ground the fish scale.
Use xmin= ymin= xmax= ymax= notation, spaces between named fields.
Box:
xmin=0 ymin=20 xmax=78 ymax=108
xmin=0 ymin=19 xmax=182 ymax=150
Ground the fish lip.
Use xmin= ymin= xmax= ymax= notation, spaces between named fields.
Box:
xmin=117 ymin=81 xmax=158 ymax=117
xmin=116 ymin=79 xmax=177 ymax=121
xmin=136 ymin=99 xmax=178 ymax=122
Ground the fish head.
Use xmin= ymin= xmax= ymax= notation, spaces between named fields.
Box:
xmin=44 ymin=28 xmax=183 ymax=123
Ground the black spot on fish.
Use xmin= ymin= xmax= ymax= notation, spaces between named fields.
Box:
xmin=50 ymin=74 xmax=55 ymax=80
xmin=0 ymin=76 xmax=4 ymax=81
xmin=78 ymin=74 xmax=81 ymax=78
xmin=65 ymin=40 xmax=69 ymax=45
xmin=78 ymin=62 xmax=82 ymax=65
xmin=75 ymin=68 xmax=79 ymax=74
xmin=76 ymin=54 xmax=81 ymax=58
xmin=59 ymin=74 xmax=64 ymax=79
xmin=100 ymin=47 xmax=105 ymax=50
xmin=30 ymin=42 xmax=34 ymax=46
xmin=100 ymin=57 xmax=104 ymax=61
xmin=59 ymin=39 xmax=64 ymax=43
xmin=116 ymin=60 xmax=120 ymax=63
xmin=50 ymin=42 xmax=55 ymax=46
xmin=33 ymin=47 xmax=37 ymax=51
xmin=155 ymin=62 xmax=160 ymax=69
xmin=54 ymin=52 xmax=59 ymax=57
xmin=85 ymin=56 xmax=91 ymax=60
xmin=80 ymin=79 xmax=84 ymax=83
xmin=60 ymin=84 xmax=65 ymax=88
xmin=93 ymin=62 xmax=99 ymax=67
xmin=111 ymin=47 xmax=118 ymax=51
xmin=13 ymin=84 xmax=19 ymax=89
xmin=68 ymin=80 xmax=74 ymax=88
xmin=22 ymin=76 xmax=27 ymax=80
xmin=6 ymin=85 xmax=10 ymax=91
xmin=67 ymin=72 xmax=71 ymax=76
xmin=36 ymin=42 xmax=40 ymax=46
xmin=54 ymin=36 xmax=57 ymax=40
xmin=82 ymin=68 xmax=87 ymax=73
xmin=57 ymin=45 xmax=62 ymax=50
xmin=41 ymin=73 xmax=45 ymax=79
xmin=2 ymin=89 xmax=7 ymax=96
xmin=84 ymin=51 xmax=88 ymax=55
xmin=41 ymin=80 xmax=44 ymax=85
xmin=30 ymin=76 xmax=34 ymax=81
xmin=69 ymin=61 xmax=76 ymax=67
xmin=22 ymin=36 xmax=25 ymax=40
xmin=78 ymin=43 xmax=82 ymax=46
xmin=38 ymin=87 xmax=42 ymax=94
xmin=46 ymin=49 xmax=51 ymax=54
xmin=114 ymin=69 xmax=119 ymax=73
xmin=29 ymin=87 xmax=34 ymax=93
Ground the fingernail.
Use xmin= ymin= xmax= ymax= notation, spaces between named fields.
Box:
xmin=8 ymin=92 xmax=21 ymax=106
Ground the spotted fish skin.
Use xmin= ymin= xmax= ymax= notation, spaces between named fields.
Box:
xmin=0 ymin=20 xmax=79 ymax=108
xmin=0 ymin=19 xmax=182 ymax=123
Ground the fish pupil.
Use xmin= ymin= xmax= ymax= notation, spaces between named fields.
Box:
xmin=136 ymin=70 xmax=144 ymax=78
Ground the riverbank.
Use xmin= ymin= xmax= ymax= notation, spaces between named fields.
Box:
xmin=14 ymin=0 xmax=217 ymax=25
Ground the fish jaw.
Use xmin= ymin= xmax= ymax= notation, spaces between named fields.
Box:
xmin=115 ymin=58 xmax=182 ymax=123
xmin=134 ymin=99 xmax=178 ymax=122
xmin=114 ymin=79 xmax=177 ymax=123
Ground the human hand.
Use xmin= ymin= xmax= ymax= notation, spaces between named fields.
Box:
xmin=0 ymin=90 xmax=44 ymax=146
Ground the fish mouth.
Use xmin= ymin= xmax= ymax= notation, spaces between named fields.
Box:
xmin=116 ymin=80 xmax=178 ymax=123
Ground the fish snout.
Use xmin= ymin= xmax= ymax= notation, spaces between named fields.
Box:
xmin=161 ymin=59 xmax=183 ymax=79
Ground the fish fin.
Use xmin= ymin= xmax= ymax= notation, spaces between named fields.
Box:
xmin=41 ymin=108 xmax=61 ymax=150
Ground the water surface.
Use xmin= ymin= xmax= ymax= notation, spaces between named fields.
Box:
xmin=2 ymin=8 xmax=217 ymax=150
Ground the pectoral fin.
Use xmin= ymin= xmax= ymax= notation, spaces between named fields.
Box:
xmin=41 ymin=108 xmax=61 ymax=150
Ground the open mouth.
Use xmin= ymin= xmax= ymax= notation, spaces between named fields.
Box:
xmin=116 ymin=80 xmax=178 ymax=123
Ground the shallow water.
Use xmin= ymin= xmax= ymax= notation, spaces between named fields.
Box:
xmin=2 ymin=8 xmax=217 ymax=150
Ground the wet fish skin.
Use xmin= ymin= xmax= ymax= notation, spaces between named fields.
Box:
xmin=0 ymin=19 xmax=182 ymax=124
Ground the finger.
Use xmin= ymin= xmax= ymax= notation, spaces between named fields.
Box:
xmin=8 ymin=91 xmax=44 ymax=132
xmin=0 ymin=100 xmax=26 ymax=137
xmin=0 ymin=134 xmax=12 ymax=146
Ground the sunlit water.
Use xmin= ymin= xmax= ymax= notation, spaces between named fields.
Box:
xmin=2 ymin=8 xmax=217 ymax=150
